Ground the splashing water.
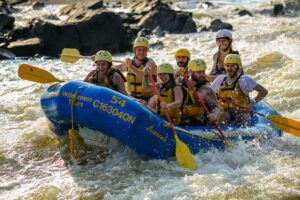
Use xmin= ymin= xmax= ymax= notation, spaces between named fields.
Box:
xmin=1 ymin=1 xmax=299 ymax=199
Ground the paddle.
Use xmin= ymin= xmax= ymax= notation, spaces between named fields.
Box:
xmin=18 ymin=64 xmax=87 ymax=158
xmin=60 ymin=48 xmax=122 ymax=64
xmin=163 ymin=124 xmax=221 ymax=141
xmin=148 ymin=71 xmax=197 ymax=170
xmin=18 ymin=64 xmax=63 ymax=83
xmin=182 ymin=76 xmax=233 ymax=148
xmin=218 ymin=97 xmax=300 ymax=138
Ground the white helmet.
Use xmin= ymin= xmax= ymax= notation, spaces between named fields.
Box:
xmin=216 ymin=29 xmax=232 ymax=40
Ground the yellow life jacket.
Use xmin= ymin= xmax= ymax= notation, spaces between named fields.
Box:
xmin=218 ymin=75 xmax=250 ymax=114
xmin=91 ymin=69 xmax=125 ymax=91
xmin=182 ymin=81 xmax=206 ymax=119
xmin=155 ymin=81 xmax=182 ymax=125
xmin=126 ymin=57 xmax=155 ymax=99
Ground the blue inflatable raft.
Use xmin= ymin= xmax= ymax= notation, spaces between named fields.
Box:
xmin=40 ymin=81 xmax=282 ymax=159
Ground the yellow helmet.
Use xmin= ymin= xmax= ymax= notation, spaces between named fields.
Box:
xmin=224 ymin=54 xmax=242 ymax=66
xmin=95 ymin=50 xmax=112 ymax=63
xmin=133 ymin=37 xmax=149 ymax=50
xmin=188 ymin=59 xmax=207 ymax=71
xmin=175 ymin=48 xmax=190 ymax=59
xmin=157 ymin=63 xmax=174 ymax=74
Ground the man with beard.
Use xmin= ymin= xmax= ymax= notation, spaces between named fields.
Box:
xmin=208 ymin=29 xmax=239 ymax=82
xmin=182 ymin=59 xmax=220 ymax=126
xmin=212 ymin=54 xmax=268 ymax=126
xmin=174 ymin=48 xmax=191 ymax=84
xmin=119 ymin=37 xmax=157 ymax=101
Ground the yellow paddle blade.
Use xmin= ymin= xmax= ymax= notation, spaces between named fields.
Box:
xmin=268 ymin=116 xmax=300 ymax=131
xmin=60 ymin=48 xmax=81 ymax=63
xmin=18 ymin=64 xmax=63 ymax=83
xmin=174 ymin=135 xmax=197 ymax=170
xmin=268 ymin=116 xmax=300 ymax=138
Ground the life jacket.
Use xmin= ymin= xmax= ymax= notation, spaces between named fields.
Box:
xmin=218 ymin=75 xmax=251 ymax=114
xmin=182 ymin=80 xmax=208 ymax=125
xmin=126 ymin=57 xmax=155 ymax=100
xmin=213 ymin=50 xmax=239 ymax=76
xmin=90 ymin=68 xmax=126 ymax=91
xmin=155 ymin=81 xmax=184 ymax=125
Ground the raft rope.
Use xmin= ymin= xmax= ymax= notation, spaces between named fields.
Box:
xmin=68 ymin=91 xmax=79 ymax=159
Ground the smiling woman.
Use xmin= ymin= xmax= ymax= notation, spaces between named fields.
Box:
xmin=83 ymin=50 xmax=128 ymax=96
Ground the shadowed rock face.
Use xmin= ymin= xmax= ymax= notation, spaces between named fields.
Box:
xmin=26 ymin=11 xmax=133 ymax=57
xmin=125 ymin=0 xmax=197 ymax=34
xmin=0 ymin=0 xmax=11 ymax=14
xmin=285 ymin=0 xmax=300 ymax=11
xmin=5 ymin=1 xmax=134 ymax=57
xmin=0 ymin=47 xmax=15 ymax=59
xmin=0 ymin=13 xmax=14 ymax=31
xmin=208 ymin=19 xmax=233 ymax=31
xmin=7 ymin=37 xmax=42 ymax=56
xmin=273 ymin=4 xmax=285 ymax=16
xmin=1 ymin=0 xmax=198 ymax=58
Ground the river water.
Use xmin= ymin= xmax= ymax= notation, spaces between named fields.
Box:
xmin=0 ymin=1 xmax=299 ymax=199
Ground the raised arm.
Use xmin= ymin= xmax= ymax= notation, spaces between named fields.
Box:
xmin=252 ymin=83 xmax=268 ymax=105
xmin=124 ymin=58 xmax=144 ymax=79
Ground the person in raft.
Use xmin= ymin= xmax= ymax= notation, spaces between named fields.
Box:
xmin=173 ymin=48 xmax=191 ymax=84
xmin=212 ymin=54 xmax=268 ymax=126
xmin=117 ymin=37 xmax=157 ymax=101
xmin=147 ymin=63 xmax=184 ymax=125
xmin=208 ymin=29 xmax=240 ymax=82
xmin=84 ymin=50 xmax=128 ymax=96
xmin=182 ymin=59 xmax=221 ymax=126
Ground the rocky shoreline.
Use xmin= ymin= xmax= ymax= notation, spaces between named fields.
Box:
xmin=0 ymin=0 xmax=299 ymax=59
